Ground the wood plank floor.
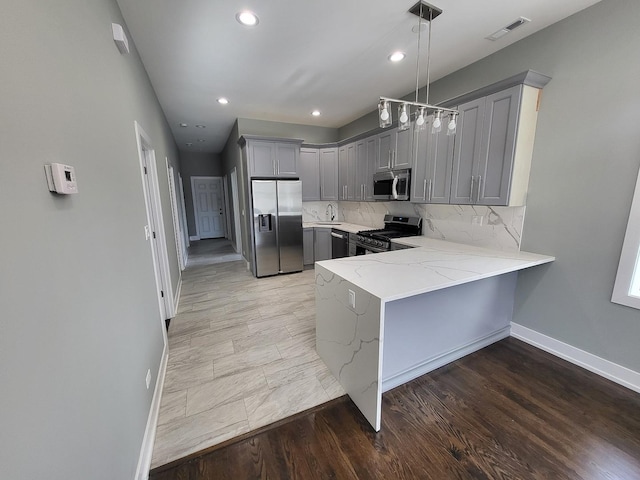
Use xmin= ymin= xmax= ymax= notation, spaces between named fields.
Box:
xmin=149 ymin=338 xmax=640 ymax=479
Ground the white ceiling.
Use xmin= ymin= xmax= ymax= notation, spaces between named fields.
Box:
xmin=116 ymin=0 xmax=601 ymax=153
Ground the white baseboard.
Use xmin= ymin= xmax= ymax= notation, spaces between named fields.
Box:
xmin=173 ymin=276 xmax=182 ymax=316
xmin=189 ymin=235 xmax=200 ymax=241
xmin=135 ymin=347 xmax=169 ymax=480
xmin=510 ymin=323 xmax=640 ymax=394
xmin=382 ymin=327 xmax=511 ymax=393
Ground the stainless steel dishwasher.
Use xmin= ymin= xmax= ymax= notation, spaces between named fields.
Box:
xmin=330 ymin=229 xmax=349 ymax=259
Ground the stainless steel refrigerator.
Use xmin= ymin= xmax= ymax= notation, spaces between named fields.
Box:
xmin=251 ymin=179 xmax=303 ymax=277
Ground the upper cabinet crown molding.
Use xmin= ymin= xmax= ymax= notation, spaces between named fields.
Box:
xmin=437 ymin=70 xmax=551 ymax=110
xmin=238 ymin=135 xmax=304 ymax=147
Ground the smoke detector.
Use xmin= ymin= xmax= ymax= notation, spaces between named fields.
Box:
xmin=486 ymin=17 xmax=531 ymax=41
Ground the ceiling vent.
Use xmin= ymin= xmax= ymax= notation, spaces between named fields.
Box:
xmin=486 ymin=17 xmax=531 ymax=41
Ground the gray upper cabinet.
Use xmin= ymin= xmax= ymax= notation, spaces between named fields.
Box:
xmin=376 ymin=130 xmax=394 ymax=171
xmin=476 ymin=86 xmax=521 ymax=205
xmin=244 ymin=138 xmax=300 ymax=178
xmin=338 ymin=143 xmax=356 ymax=200
xmin=274 ymin=143 xmax=298 ymax=176
xmin=319 ymin=148 xmax=339 ymax=201
xmin=248 ymin=141 xmax=277 ymax=177
xmin=376 ymin=126 xmax=412 ymax=172
xmin=394 ymin=126 xmax=413 ymax=169
xmin=300 ymin=148 xmax=320 ymax=201
xmin=355 ymin=138 xmax=375 ymax=201
xmin=411 ymin=117 xmax=454 ymax=204
xmin=450 ymin=85 xmax=522 ymax=205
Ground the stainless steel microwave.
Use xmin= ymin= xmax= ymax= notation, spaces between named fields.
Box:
xmin=373 ymin=169 xmax=410 ymax=201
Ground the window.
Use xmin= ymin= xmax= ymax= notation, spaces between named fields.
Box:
xmin=612 ymin=164 xmax=640 ymax=310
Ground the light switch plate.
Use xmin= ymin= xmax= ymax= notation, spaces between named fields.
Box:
xmin=348 ymin=289 xmax=356 ymax=309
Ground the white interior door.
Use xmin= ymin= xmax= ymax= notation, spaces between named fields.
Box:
xmin=192 ymin=176 xmax=225 ymax=239
xmin=134 ymin=122 xmax=174 ymax=331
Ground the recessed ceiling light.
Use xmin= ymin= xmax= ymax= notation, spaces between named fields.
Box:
xmin=195 ymin=124 xmax=206 ymax=128
xmin=389 ymin=51 xmax=406 ymax=62
xmin=217 ymin=97 xmax=229 ymax=105
xmin=185 ymin=143 xmax=193 ymax=147
xmin=197 ymin=139 xmax=206 ymax=142
xmin=179 ymin=123 xmax=188 ymax=127
xmin=311 ymin=110 xmax=321 ymax=117
xmin=236 ymin=11 xmax=259 ymax=27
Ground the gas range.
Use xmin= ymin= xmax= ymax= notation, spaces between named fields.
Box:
xmin=354 ymin=215 xmax=422 ymax=254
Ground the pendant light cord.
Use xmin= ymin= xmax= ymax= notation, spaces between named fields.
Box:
xmin=425 ymin=7 xmax=432 ymax=105
xmin=414 ymin=3 xmax=422 ymax=103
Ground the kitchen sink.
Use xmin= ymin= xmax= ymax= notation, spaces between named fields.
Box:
xmin=315 ymin=222 xmax=342 ymax=225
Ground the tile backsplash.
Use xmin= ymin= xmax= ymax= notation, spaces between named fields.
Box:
xmin=303 ymin=201 xmax=525 ymax=251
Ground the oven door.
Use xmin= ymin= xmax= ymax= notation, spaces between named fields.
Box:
xmin=354 ymin=242 xmax=388 ymax=255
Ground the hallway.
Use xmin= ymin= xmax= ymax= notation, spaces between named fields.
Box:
xmin=150 ymin=245 xmax=343 ymax=468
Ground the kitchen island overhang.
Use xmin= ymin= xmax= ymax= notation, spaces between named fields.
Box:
xmin=315 ymin=239 xmax=554 ymax=431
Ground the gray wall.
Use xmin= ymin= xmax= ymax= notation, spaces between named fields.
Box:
xmin=238 ymin=118 xmax=339 ymax=144
xmin=337 ymin=0 xmax=640 ymax=374
xmin=179 ymin=151 xmax=223 ymax=236
xmin=0 ymin=1 xmax=181 ymax=478
xmin=343 ymin=0 xmax=640 ymax=372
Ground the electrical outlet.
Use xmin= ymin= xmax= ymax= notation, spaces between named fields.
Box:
xmin=144 ymin=225 xmax=150 ymax=240
xmin=348 ymin=289 xmax=356 ymax=309
xmin=145 ymin=369 xmax=151 ymax=389
xmin=472 ymin=215 xmax=483 ymax=226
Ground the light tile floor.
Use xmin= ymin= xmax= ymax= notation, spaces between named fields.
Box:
xmin=150 ymin=242 xmax=344 ymax=468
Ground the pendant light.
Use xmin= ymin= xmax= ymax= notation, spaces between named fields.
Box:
xmin=379 ymin=2 xmax=457 ymax=134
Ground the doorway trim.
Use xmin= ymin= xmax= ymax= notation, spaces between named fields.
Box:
xmin=191 ymin=176 xmax=226 ymax=240
xmin=166 ymin=160 xmax=186 ymax=271
xmin=230 ymin=168 xmax=242 ymax=254
xmin=134 ymin=121 xmax=175 ymax=324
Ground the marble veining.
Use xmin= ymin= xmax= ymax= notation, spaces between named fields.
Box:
xmin=317 ymin=238 xmax=554 ymax=302
xmin=336 ymin=201 xmax=526 ymax=251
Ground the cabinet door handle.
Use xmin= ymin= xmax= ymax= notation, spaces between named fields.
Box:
xmin=476 ymin=175 xmax=482 ymax=203
xmin=470 ymin=176 xmax=476 ymax=203
xmin=427 ymin=179 xmax=433 ymax=202
xmin=423 ymin=179 xmax=427 ymax=200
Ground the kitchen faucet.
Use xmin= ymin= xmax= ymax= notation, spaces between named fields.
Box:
xmin=325 ymin=204 xmax=335 ymax=221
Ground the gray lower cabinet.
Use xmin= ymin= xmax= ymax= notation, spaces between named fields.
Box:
xmin=314 ymin=228 xmax=332 ymax=261
xmin=319 ymin=148 xmax=339 ymax=201
xmin=450 ymin=85 xmax=522 ymax=205
xmin=303 ymin=228 xmax=314 ymax=265
xmin=300 ymin=148 xmax=320 ymax=201
xmin=411 ymin=116 xmax=455 ymax=204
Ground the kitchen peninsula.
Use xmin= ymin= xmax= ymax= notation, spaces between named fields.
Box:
xmin=315 ymin=238 xmax=554 ymax=430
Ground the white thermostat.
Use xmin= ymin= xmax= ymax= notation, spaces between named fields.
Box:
xmin=45 ymin=163 xmax=78 ymax=194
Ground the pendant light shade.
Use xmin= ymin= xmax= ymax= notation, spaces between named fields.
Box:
xmin=432 ymin=110 xmax=443 ymax=133
xmin=378 ymin=100 xmax=392 ymax=128
xmin=378 ymin=2 xmax=458 ymax=135
xmin=416 ymin=107 xmax=427 ymax=131
xmin=398 ymin=104 xmax=411 ymax=131
xmin=447 ymin=112 xmax=458 ymax=136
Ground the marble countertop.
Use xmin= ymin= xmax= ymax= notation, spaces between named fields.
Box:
xmin=316 ymin=238 xmax=554 ymax=302
xmin=303 ymin=222 xmax=371 ymax=233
